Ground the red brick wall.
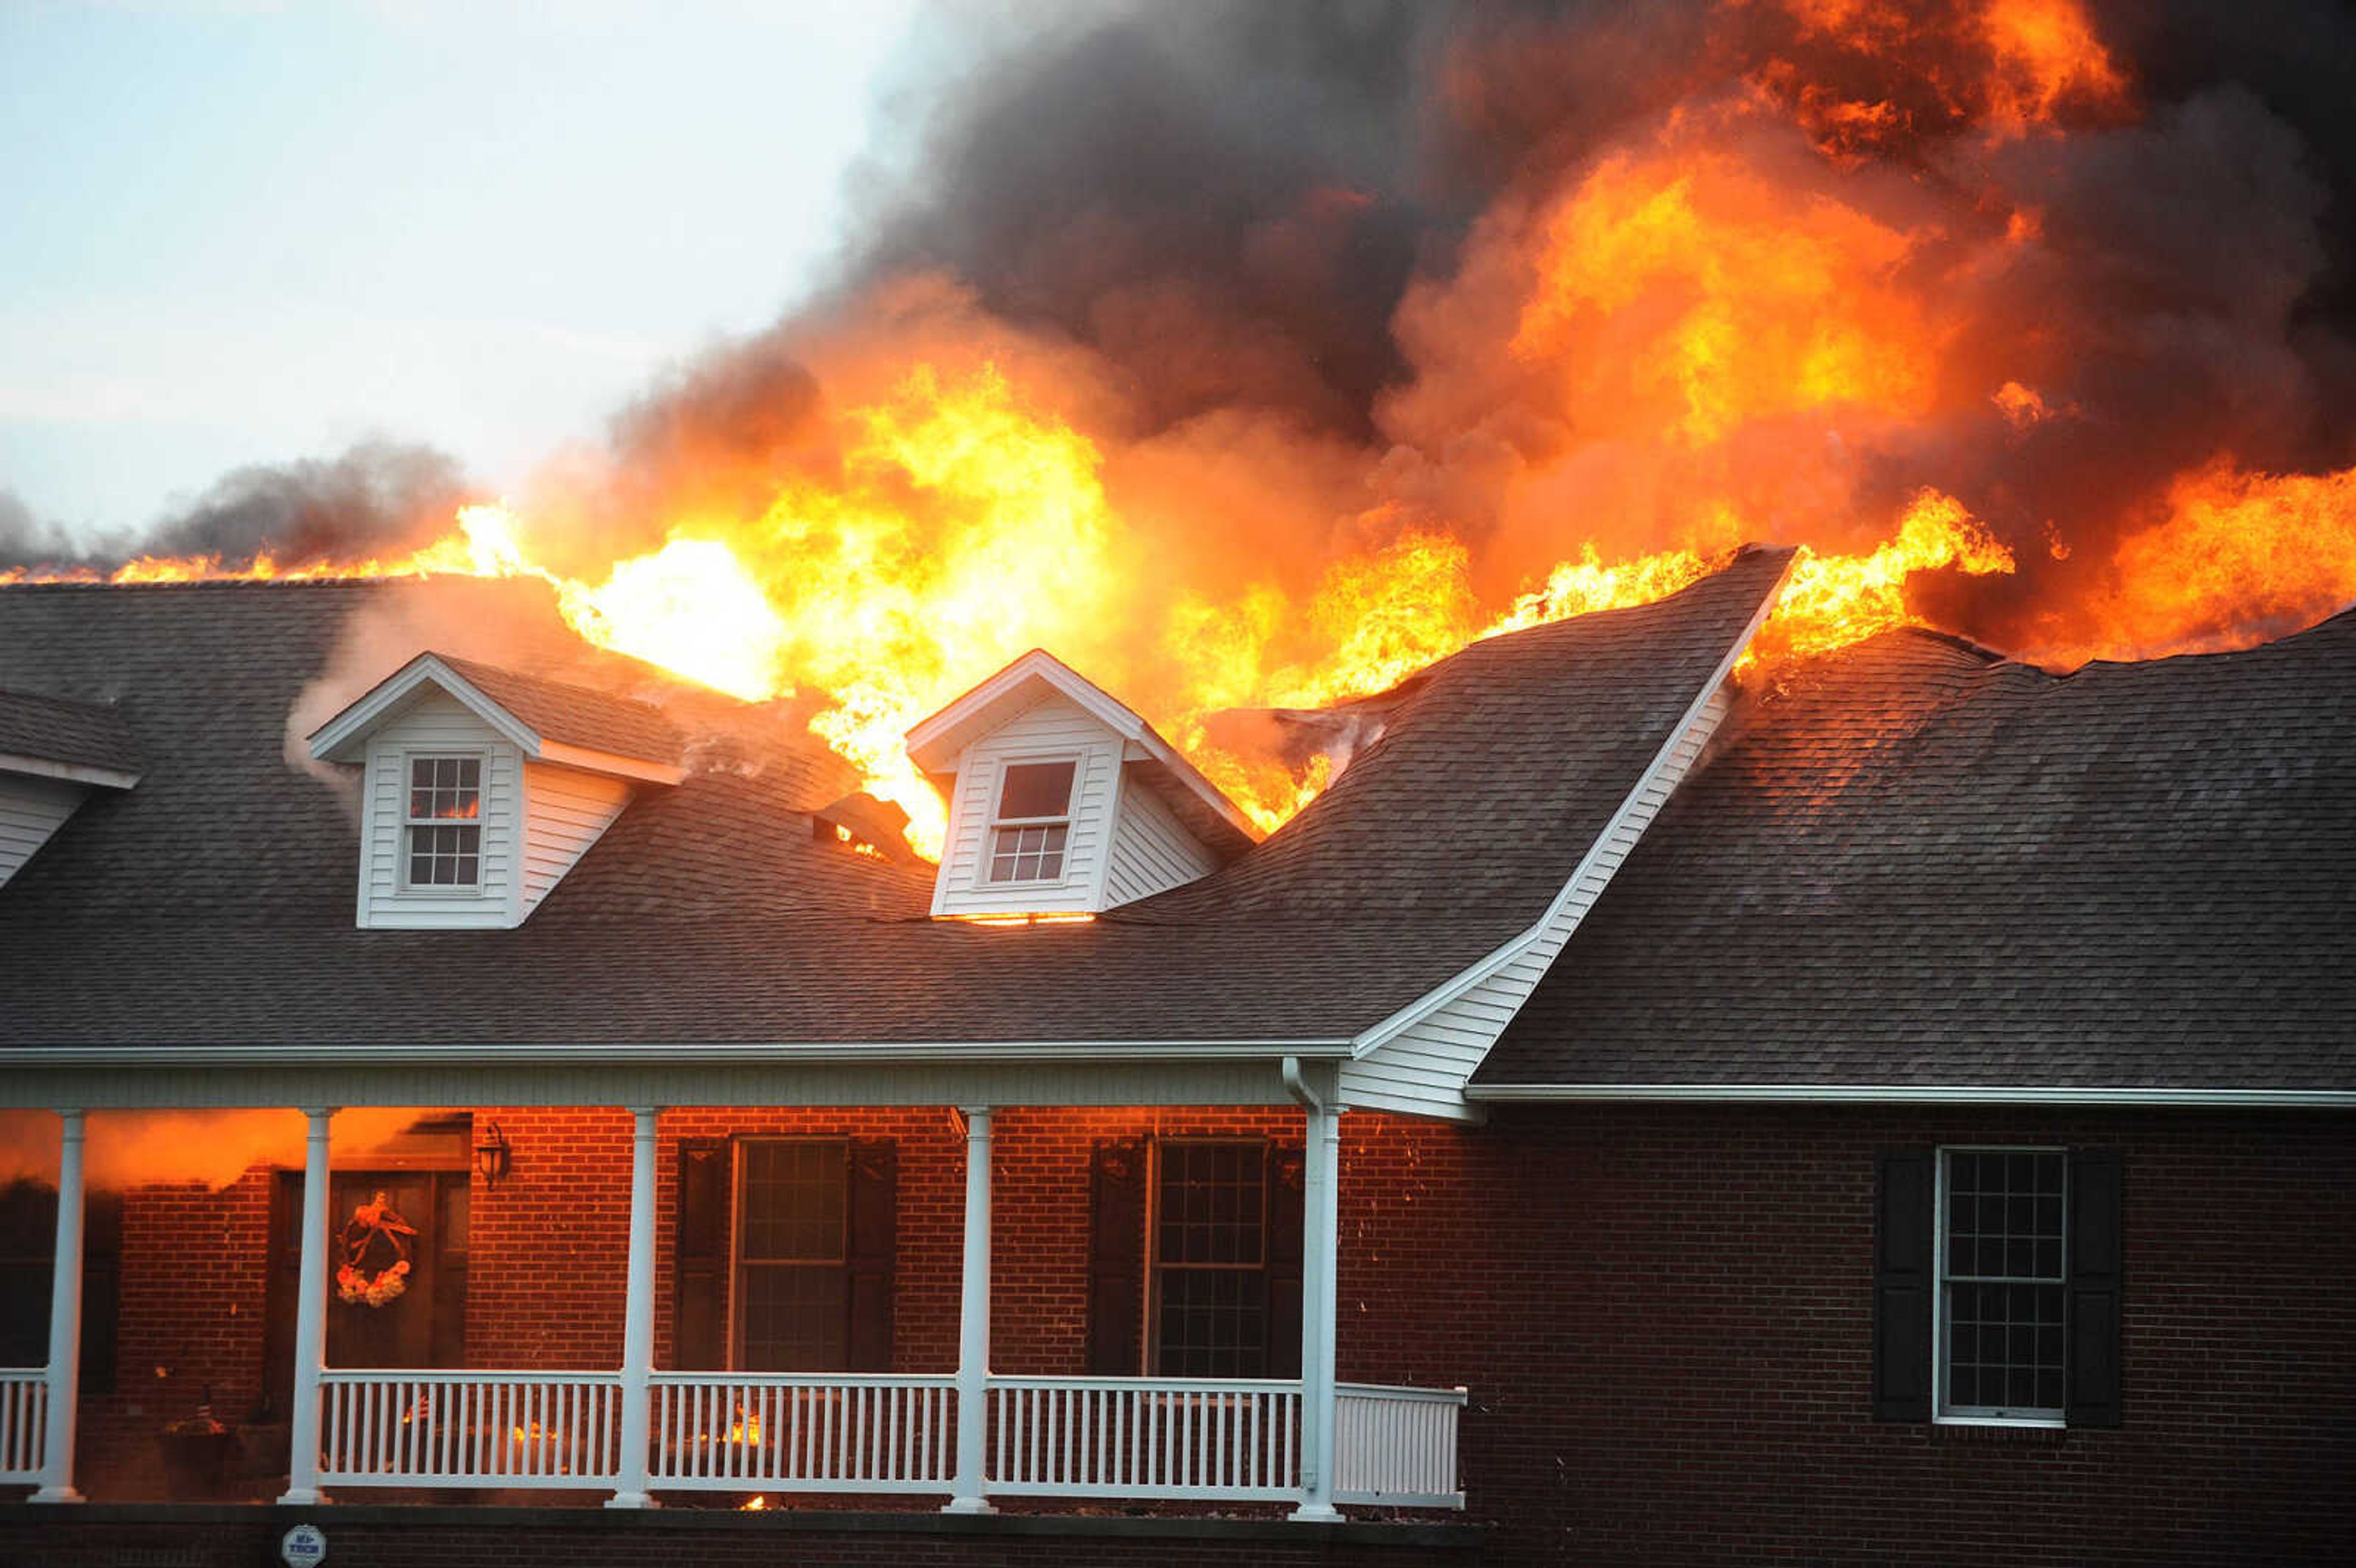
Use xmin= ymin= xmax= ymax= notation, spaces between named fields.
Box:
xmin=472 ymin=1105 xmax=1305 ymax=1377
xmin=73 ymin=1170 xmax=275 ymax=1500
xmin=52 ymin=1100 xmax=2356 ymax=1567
xmin=1331 ymin=1104 xmax=2356 ymax=1567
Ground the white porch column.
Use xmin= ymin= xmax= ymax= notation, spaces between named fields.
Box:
xmin=1290 ymin=1102 xmax=1344 ymax=1522
xmin=279 ymin=1107 xmax=336 ymax=1505
xmin=607 ymin=1105 xmax=660 ymax=1509
xmin=29 ymin=1110 xmax=87 ymax=1504
xmin=943 ymin=1105 xmax=993 ymax=1514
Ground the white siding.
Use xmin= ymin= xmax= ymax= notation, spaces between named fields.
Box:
xmin=1102 ymin=771 xmax=1220 ymax=906
xmin=1340 ymin=681 xmax=1738 ymax=1118
xmin=357 ymin=691 xmax=522 ymax=929
xmin=520 ymin=763 xmax=633 ymax=917
xmin=932 ymin=694 xmax=1126 ymax=918
xmin=0 ymin=774 xmax=88 ymax=886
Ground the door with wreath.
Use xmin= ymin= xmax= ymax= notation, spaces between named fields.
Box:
xmin=260 ymin=1169 xmax=469 ymax=1420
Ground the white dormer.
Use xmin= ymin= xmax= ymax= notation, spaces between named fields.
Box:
xmin=0 ymin=689 xmax=142 ymax=888
xmin=307 ymin=652 xmax=685 ymax=929
xmin=906 ymin=650 xmax=1258 ymax=918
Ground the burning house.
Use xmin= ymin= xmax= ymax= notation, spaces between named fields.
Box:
xmin=0 ymin=545 xmax=2350 ymax=1567
xmin=6 ymin=1 xmax=2356 ymax=1563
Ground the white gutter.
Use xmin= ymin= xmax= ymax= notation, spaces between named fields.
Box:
xmin=1466 ymin=1083 xmax=2356 ymax=1107
xmin=2 ymin=1037 xmax=1358 ymax=1070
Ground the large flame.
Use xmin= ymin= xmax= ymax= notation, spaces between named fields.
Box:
xmin=9 ymin=0 xmax=2353 ymax=853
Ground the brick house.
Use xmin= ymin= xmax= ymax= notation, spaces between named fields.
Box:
xmin=1 ymin=550 xmax=2349 ymax=1567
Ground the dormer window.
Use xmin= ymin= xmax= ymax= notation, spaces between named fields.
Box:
xmin=988 ymin=759 xmax=1076 ymax=884
xmin=404 ymin=755 xmax=482 ymax=888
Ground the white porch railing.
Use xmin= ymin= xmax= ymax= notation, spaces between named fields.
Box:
xmin=649 ymin=1373 xmax=957 ymax=1493
xmin=298 ymin=1367 xmax=1460 ymax=1508
xmin=985 ymin=1376 xmax=1301 ymax=1500
xmin=1333 ymin=1382 xmax=1466 ymax=1507
xmin=316 ymin=1370 xmax=622 ymax=1488
xmin=0 ymin=1370 xmax=46 ymax=1482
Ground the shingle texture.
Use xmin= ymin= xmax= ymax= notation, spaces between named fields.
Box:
xmin=426 ymin=653 xmax=684 ymax=764
xmin=1477 ymin=615 xmax=2356 ymax=1091
xmin=0 ymin=687 xmax=140 ymax=775
xmin=0 ymin=553 xmax=1782 ymax=1048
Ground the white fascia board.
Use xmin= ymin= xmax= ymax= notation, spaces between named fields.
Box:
xmin=1347 ymin=558 xmax=1793 ymax=1063
xmin=308 ymin=658 xmax=682 ymax=783
xmin=534 ymin=739 xmax=686 ymax=786
xmin=307 ymin=653 xmax=539 ymax=762
xmin=1465 ymin=1083 xmax=2356 ymax=1107
xmin=905 ymin=650 xmax=1128 ymax=766
xmin=906 ymin=649 xmax=1256 ymax=841
xmin=1 ymin=1037 xmax=1358 ymax=1070
xmin=0 ymin=752 xmax=142 ymax=791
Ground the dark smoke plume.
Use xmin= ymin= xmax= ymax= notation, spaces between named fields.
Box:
xmin=138 ymin=441 xmax=474 ymax=568
xmin=0 ymin=489 xmax=114 ymax=574
xmin=24 ymin=0 xmax=2356 ymax=664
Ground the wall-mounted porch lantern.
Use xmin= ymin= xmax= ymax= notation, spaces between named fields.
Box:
xmin=472 ymin=1120 xmax=512 ymax=1188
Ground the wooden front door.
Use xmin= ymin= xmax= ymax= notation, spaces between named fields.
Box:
xmin=261 ymin=1170 xmax=469 ymax=1420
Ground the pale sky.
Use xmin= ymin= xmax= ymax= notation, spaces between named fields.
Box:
xmin=0 ymin=0 xmax=923 ymax=540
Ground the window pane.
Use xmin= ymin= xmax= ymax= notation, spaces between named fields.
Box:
xmin=739 ymin=1140 xmax=846 ymax=1262
xmin=1155 ymin=1267 xmax=1268 ymax=1378
xmin=408 ymin=755 xmax=483 ymax=822
xmin=998 ymin=761 xmax=1076 ymax=821
xmin=1941 ymin=1150 xmax=2069 ymax=1415
xmin=988 ymin=823 xmax=1069 ymax=884
xmin=739 ymin=1264 xmax=849 ymax=1372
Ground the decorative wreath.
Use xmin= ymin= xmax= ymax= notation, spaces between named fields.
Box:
xmin=336 ymin=1191 xmax=419 ymax=1307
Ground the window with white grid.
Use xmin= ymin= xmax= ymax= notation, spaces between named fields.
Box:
xmin=987 ymin=758 xmax=1076 ymax=884
xmin=1938 ymin=1147 xmax=2068 ymax=1420
xmin=1151 ymin=1140 xmax=1269 ymax=1378
xmin=402 ymin=755 xmax=482 ymax=888
xmin=733 ymin=1139 xmax=849 ymax=1373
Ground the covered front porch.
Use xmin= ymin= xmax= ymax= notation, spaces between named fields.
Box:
xmin=4 ymin=1053 xmax=1465 ymax=1518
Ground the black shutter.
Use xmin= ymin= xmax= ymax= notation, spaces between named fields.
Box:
xmin=1085 ymin=1139 xmax=1147 ymax=1375
xmin=674 ymin=1137 xmax=731 ymax=1370
xmin=2066 ymin=1149 xmax=2124 ymax=1428
xmin=1266 ymin=1142 xmax=1306 ymax=1380
xmin=80 ymin=1190 xmax=121 ymax=1395
xmin=1873 ymin=1149 xmax=1934 ymax=1421
xmin=845 ymin=1139 xmax=898 ymax=1371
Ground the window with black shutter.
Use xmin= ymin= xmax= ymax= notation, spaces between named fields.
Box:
xmin=1086 ymin=1136 xmax=1304 ymax=1378
xmin=673 ymin=1136 xmax=895 ymax=1374
xmin=0 ymin=1178 xmax=120 ymax=1395
xmin=1873 ymin=1146 xmax=2122 ymax=1427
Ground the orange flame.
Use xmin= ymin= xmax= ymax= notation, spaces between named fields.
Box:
xmin=10 ymin=0 xmax=2352 ymax=856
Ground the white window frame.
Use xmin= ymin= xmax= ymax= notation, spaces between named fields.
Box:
xmin=979 ymin=751 xmax=1081 ymax=889
xmin=726 ymin=1135 xmax=850 ymax=1373
xmin=397 ymin=749 xmax=487 ymax=896
xmin=1145 ymin=1136 xmax=1272 ymax=1378
xmin=1932 ymin=1143 xmax=2069 ymax=1428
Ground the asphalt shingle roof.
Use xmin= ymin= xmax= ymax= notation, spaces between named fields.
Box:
xmin=427 ymin=653 xmax=685 ymax=765
xmin=1476 ymin=615 xmax=2356 ymax=1092
xmin=0 ymin=687 xmax=141 ymax=776
xmin=0 ymin=553 xmax=1784 ymax=1049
